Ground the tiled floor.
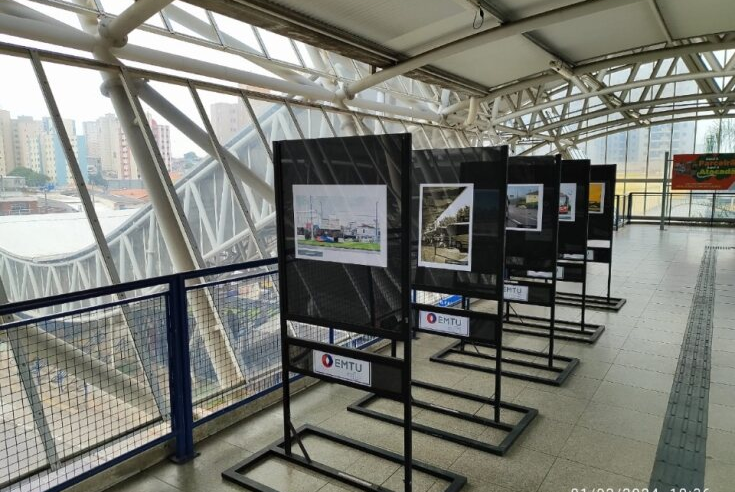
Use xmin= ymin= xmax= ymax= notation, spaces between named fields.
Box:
xmin=107 ymin=225 xmax=735 ymax=492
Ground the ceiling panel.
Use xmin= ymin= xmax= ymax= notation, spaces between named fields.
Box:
xmin=531 ymin=2 xmax=665 ymax=62
xmin=195 ymin=0 xmax=735 ymax=94
xmin=485 ymin=0 xmax=579 ymax=21
xmin=657 ymin=0 xmax=735 ymax=39
xmin=268 ymin=0 xmax=466 ymax=44
xmin=434 ymin=36 xmax=551 ymax=87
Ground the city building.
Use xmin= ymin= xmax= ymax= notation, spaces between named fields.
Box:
xmin=210 ymin=101 xmax=250 ymax=144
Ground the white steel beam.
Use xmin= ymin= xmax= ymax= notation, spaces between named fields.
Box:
xmin=442 ymin=39 xmax=735 ymax=116
xmin=0 ymin=11 xmax=440 ymax=122
xmin=341 ymin=0 xmax=639 ymax=98
xmin=493 ymin=70 xmax=735 ymax=125
xmin=162 ymin=4 xmax=318 ymax=88
xmin=98 ymin=0 xmax=175 ymax=46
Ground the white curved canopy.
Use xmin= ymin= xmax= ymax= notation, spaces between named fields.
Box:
xmin=195 ymin=0 xmax=735 ymax=148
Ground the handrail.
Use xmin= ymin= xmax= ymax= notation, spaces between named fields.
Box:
xmin=624 ymin=191 xmax=735 ymax=225
xmin=0 ymin=257 xmax=278 ymax=316
xmin=0 ymin=254 xmax=363 ymax=492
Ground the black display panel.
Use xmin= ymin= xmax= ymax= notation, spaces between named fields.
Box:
xmin=411 ymin=147 xmax=509 ymax=299
xmin=274 ymin=134 xmax=411 ymax=337
xmin=558 ymin=160 xmax=591 ymax=256
xmin=588 ymin=164 xmax=617 ymax=242
xmin=506 ymin=156 xmax=561 ymax=273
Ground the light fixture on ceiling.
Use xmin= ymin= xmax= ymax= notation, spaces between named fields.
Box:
xmin=581 ymin=74 xmax=603 ymax=91
xmin=549 ymin=60 xmax=575 ymax=79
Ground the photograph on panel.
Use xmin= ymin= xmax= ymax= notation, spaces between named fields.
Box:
xmin=293 ymin=184 xmax=388 ymax=267
xmin=506 ymin=184 xmax=543 ymax=231
xmin=589 ymin=182 xmax=606 ymax=214
xmin=559 ymin=182 xmax=577 ymax=222
xmin=418 ymin=184 xmax=474 ymax=271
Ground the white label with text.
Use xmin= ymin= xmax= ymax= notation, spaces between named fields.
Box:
xmin=313 ymin=350 xmax=371 ymax=386
xmin=504 ymin=284 xmax=529 ymax=302
xmin=418 ymin=310 xmax=470 ymax=337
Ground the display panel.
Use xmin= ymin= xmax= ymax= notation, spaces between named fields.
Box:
xmin=506 ymin=156 xmax=561 ymax=273
xmin=411 ymin=147 xmax=508 ymax=299
xmin=558 ymin=160 xmax=591 ymax=256
xmin=672 ymin=153 xmax=735 ymax=190
xmin=418 ymin=184 xmax=474 ymax=271
xmin=559 ymin=183 xmax=577 ymax=222
xmin=507 ymin=184 xmax=544 ymax=231
xmin=275 ymin=134 xmax=410 ymax=335
xmin=588 ymin=164 xmax=617 ymax=242
xmin=293 ymin=184 xmax=388 ymax=267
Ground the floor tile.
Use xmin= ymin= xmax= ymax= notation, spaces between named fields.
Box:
xmin=706 ymin=429 xmax=735 ymax=465
xmin=613 ymin=349 xmax=678 ymax=375
xmin=538 ymin=458 xmax=646 ymax=492
xmin=449 ymin=445 xmax=555 ymax=492
xmin=513 ymin=387 xmax=590 ymax=425
xmin=576 ymin=401 xmax=664 ymax=445
xmin=604 ymin=365 xmax=674 ymax=393
xmin=591 ymin=381 xmax=670 ymax=416
xmin=559 ymin=426 xmax=657 ymax=481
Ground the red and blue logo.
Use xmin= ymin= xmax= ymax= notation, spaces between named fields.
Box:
xmin=426 ymin=313 xmax=437 ymax=324
xmin=321 ymin=354 xmax=334 ymax=368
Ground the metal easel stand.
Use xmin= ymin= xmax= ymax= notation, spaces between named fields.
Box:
xmin=505 ymin=259 xmax=605 ymax=344
xmin=555 ymin=246 xmax=626 ymax=312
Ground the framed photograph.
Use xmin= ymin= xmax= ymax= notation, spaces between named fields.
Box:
xmin=559 ymin=182 xmax=577 ymax=222
xmin=506 ymin=184 xmax=543 ymax=232
xmin=293 ymin=184 xmax=388 ymax=267
xmin=418 ymin=184 xmax=474 ymax=272
xmin=589 ymin=182 xmax=605 ymax=214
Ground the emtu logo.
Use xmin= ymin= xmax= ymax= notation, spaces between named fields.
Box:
xmin=426 ymin=313 xmax=437 ymax=324
xmin=321 ymin=354 xmax=334 ymax=368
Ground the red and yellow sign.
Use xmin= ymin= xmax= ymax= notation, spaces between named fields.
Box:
xmin=672 ymin=154 xmax=735 ymax=190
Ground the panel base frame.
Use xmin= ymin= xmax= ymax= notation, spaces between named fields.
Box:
xmin=555 ymin=291 xmax=626 ymax=312
xmin=347 ymin=381 xmax=537 ymax=457
xmin=430 ymin=341 xmax=579 ymax=387
xmin=503 ymin=313 xmax=605 ymax=344
xmin=222 ymin=424 xmax=466 ymax=492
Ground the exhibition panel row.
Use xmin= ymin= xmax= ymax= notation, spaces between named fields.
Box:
xmin=223 ymin=133 xmax=625 ymax=492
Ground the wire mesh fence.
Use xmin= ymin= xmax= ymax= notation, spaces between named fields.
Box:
xmin=0 ymin=291 xmax=171 ymax=491
xmin=0 ymin=258 xmax=393 ymax=491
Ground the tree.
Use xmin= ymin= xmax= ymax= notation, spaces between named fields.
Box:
xmin=88 ymin=171 xmax=108 ymax=188
xmin=703 ymin=119 xmax=735 ymax=153
xmin=9 ymin=166 xmax=50 ymax=188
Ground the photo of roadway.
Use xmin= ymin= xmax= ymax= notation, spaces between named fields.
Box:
xmin=507 ymin=205 xmax=539 ymax=229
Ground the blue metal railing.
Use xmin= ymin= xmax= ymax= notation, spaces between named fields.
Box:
xmin=0 ymin=257 xmax=385 ymax=492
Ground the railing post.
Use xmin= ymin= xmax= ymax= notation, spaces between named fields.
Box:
xmin=688 ymin=191 xmax=693 ymax=219
xmin=660 ymin=151 xmax=670 ymax=231
xmin=711 ymin=193 xmax=716 ymax=225
xmin=168 ymin=275 xmax=197 ymax=463
xmin=626 ymin=193 xmax=633 ymax=224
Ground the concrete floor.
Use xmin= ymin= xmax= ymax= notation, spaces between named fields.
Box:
xmin=107 ymin=225 xmax=735 ymax=492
